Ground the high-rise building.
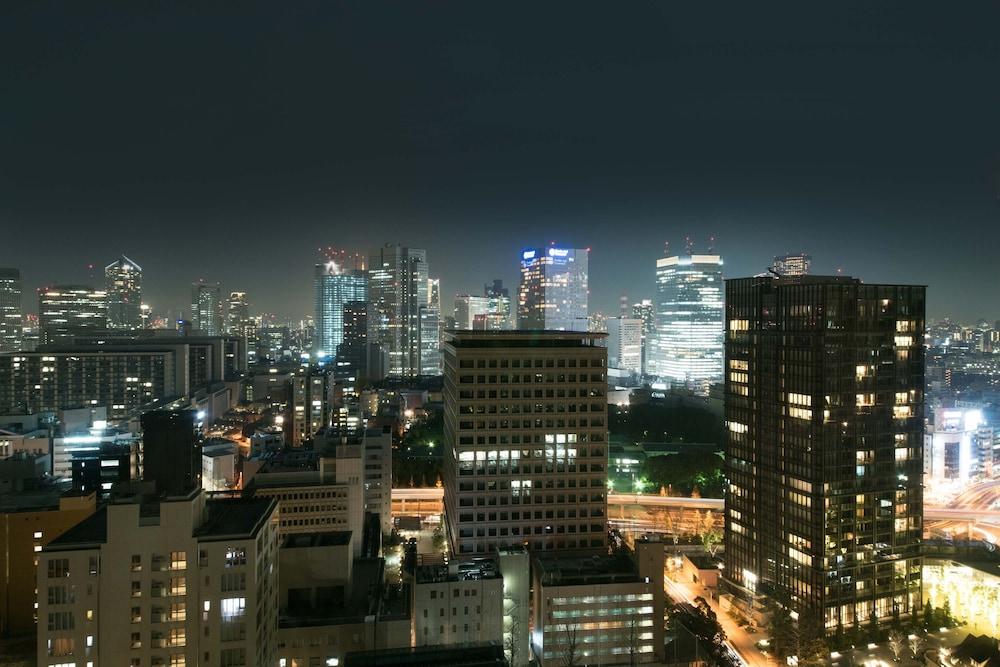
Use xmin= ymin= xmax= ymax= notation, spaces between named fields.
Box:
xmin=484 ymin=279 xmax=512 ymax=330
xmin=442 ymin=330 xmax=608 ymax=555
xmin=773 ymin=252 xmax=812 ymax=276
xmin=652 ymin=253 xmax=723 ymax=392
xmin=314 ymin=260 xmax=367 ymax=359
xmin=517 ymin=247 xmax=589 ymax=331
xmin=418 ymin=304 xmax=441 ymax=375
xmin=105 ymin=255 xmax=143 ymax=331
xmin=225 ymin=291 xmax=250 ymax=337
xmin=368 ymin=245 xmax=429 ymax=378
xmin=631 ymin=299 xmax=654 ymax=375
xmin=453 ymin=295 xmax=491 ymax=330
xmin=38 ymin=285 xmax=107 ymax=344
xmin=289 ymin=371 xmax=331 ymax=446
xmin=606 ymin=317 xmax=642 ymax=375
xmin=141 ymin=410 xmax=203 ymax=496
xmin=723 ymin=275 xmax=925 ymax=632
xmin=190 ymin=280 xmax=223 ymax=335
xmin=0 ymin=268 xmax=23 ymax=352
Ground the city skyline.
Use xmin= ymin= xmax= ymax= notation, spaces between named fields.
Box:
xmin=3 ymin=3 xmax=1000 ymax=322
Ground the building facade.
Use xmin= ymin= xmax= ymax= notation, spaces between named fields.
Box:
xmin=630 ymin=299 xmax=654 ymax=376
xmin=652 ymin=254 xmax=723 ymax=392
xmin=442 ymin=331 xmax=608 ymax=555
xmin=105 ymin=255 xmax=143 ymax=331
xmin=773 ymin=252 xmax=812 ymax=277
xmin=314 ymin=260 xmax=367 ymax=359
xmin=38 ymin=285 xmax=107 ymax=344
xmin=191 ymin=281 xmax=223 ymax=335
xmin=723 ymin=275 xmax=925 ymax=632
xmin=36 ymin=490 xmax=279 ymax=667
xmin=368 ymin=245 xmax=429 ymax=378
xmin=517 ymin=247 xmax=589 ymax=331
xmin=0 ymin=268 xmax=22 ymax=352
xmin=606 ymin=317 xmax=642 ymax=375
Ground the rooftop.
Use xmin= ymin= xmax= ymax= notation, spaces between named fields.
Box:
xmin=195 ymin=497 xmax=277 ymax=541
xmin=416 ymin=557 xmax=500 ymax=584
xmin=344 ymin=641 xmax=506 ymax=667
xmin=535 ymin=551 xmax=641 ymax=587
xmin=45 ymin=507 xmax=108 ymax=550
xmin=443 ymin=329 xmax=607 ymax=349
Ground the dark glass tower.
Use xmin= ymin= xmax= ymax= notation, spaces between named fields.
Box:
xmin=723 ymin=275 xmax=925 ymax=633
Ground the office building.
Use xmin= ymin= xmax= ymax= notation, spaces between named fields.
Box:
xmin=368 ymin=244 xmax=429 ymax=378
xmin=419 ymin=304 xmax=442 ymax=375
xmin=0 ymin=489 xmax=96 ymax=638
xmin=224 ymin=291 xmax=250 ymax=337
xmin=105 ymin=255 xmax=143 ymax=331
xmin=723 ymin=275 xmax=925 ymax=632
xmin=38 ymin=285 xmax=107 ymax=344
xmin=773 ymin=252 xmax=812 ymax=277
xmin=652 ymin=253 xmax=723 ymax=392
xmin=36 ymin=488 xmax=279 ymax=667
xmin=606 ymin=317 xmax=642 ymax=375
xmin=413 ymin=559 xmax=504 ymax=648
xmin=190 ymin=280 xmax=223 ymax=335
xmin=442 ymin=330 xmax=609 ymax=555
xmin=289 ymin=370 xmax=331 ymax=446
xmin=924 ymin=407 xmax=993 ymax=483
xmin=314 ymin=260 xmax=367 ymax=359
xmin=454 ymin=295 xmax=491 ymax=330
xmin=0 ymin=268 xmax=22 ymax=352
xmin=484 ymin=280 xmax=512 ymax=330
xmin=336 ymin=300 xmax=386 ymax=385
xmin=517 ymin=247 xmax=589 ymax=331
xmin=631 ymin=299 xmax=654 ymax=375
xmin=531 ymin=541 xmax=666 ymax=666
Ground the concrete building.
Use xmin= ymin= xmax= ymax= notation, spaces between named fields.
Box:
xmin=924 ymin=407 xmax=994 ymax=483
xmin=442 ymin=330 xmax=609 ymax=555
xmin=191 ymin=280 xmax=223 ymax=335
xmin=0 ymin=268 xmax=22 ymax=353
xmin=289 ymin=370 xmax=331 ymax=446
xmin=0 ymin=489 xmax=96 ymax=638
xmin=38 ymin=285 xmax=107 ymax=344
xmin=454 ymin=295 xmax=491 ymax=330
xmin=531 ymin=541 xmax=666 ymax=666
xmin=105 ymin=255 xmax=143 ymax=331
xmin=606 ymin=317 xmax=642 ymax=375
xmin=276 ymin=533 xmax=410 ymax=667
xmin=630 ymin=299 xmax=654 ymax=376
xmin=413 ymin=559 xmax=504 ymax=648
xmin=517 ymin=247 xmax=589 ymax=331
xmin=723 ymin=275 xmax=925 ymax=631
xmin=652 ymin=253 xmax=724 ymax=393
xmin=36 ymin=488 xmax=279 ymax=667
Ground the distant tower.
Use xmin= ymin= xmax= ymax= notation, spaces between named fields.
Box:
xmin=368 ymin=244 xmax=430 ymax=378
xmin=105 ymin=255 xmax=143 ymax=331
xmin=190 ymin=281 xmax=222 ymax=335
xmin=38 ymin=285 xmax=108 ymax=344
xmin=314 ymin=260 xmax=367 ymax=358
xmin=772 ymin=252 xmax=812 ymax=276
xmin=517 ymin=246 xmax=589 ymax=331
xmin=652 ymin=247 xmax=723 ymax=393
xmin=0 ymin=268 xmax=22 ymax=352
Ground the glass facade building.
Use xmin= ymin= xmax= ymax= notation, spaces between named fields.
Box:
xmin=313 ymin=261 xmax=367 ymax=359
xmin=652 ymin=254 xmax=723 ymax=392
xmin=190 ymin=281 xmax=223 ymax=335
xmin=368 ymin=244 xmax=429 ymax=378
xmin=773 ymin=252 xmax=812 ymax=276
xmin=517 ymin=247 xmax=589 ymax=331
xmin=38 ymin=285 xmax=107 ymax=344
xmin=104 ymin=255 xmax=143 ymax=331
xmin=723 ymin=275 xmax=925 ymax=632
xmin=0 ymin=268 xmax=21 ymax=352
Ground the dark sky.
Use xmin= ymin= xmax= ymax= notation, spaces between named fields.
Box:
xmin=2 ymin=2 xmax=999 ymax=322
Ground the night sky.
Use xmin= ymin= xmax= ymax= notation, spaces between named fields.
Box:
xmin=2 ymin=2 xmax=999 ymax=322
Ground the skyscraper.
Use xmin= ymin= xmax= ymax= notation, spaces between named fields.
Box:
xmin=723 ymin=275 xmax=925 ymax=633
xmin=0 ymin=268 xmax=22 ymax=352
xmin=773 ymin=252 xmax=812 ymax=276
xmin=631 ymin=299 xmax=654 ymax=375
xmin=313 ymin=260 xmax=367 ymax=358
xmin=453 ymin=295 xmax=491 ymax=330
xmin=104 ymin=255 xmax=143 ymax=330
xmin=190 ymin=280 xmax=223 ymax=335
xmin=484 ymin=279 xmax=512 ymax=330
xmin=441 ymin=330 xmax=609 ymax=555
xmin=652 ymin=252 xmax=723 ymax=392
xmin=606 ymin=317 xmax=642 ymax=375
xmin=517 ymin=247 xmax=589 ymax=331
xmin=368 ymin=244 xmax=428 ymax=378
xmin=38 ymin=285 xmax=107 ymax=344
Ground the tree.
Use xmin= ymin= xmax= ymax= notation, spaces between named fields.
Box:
xmin=431 ymin=523 xmax=446 ymax=552
xmin=941 ymin=598 xmax=955 ymax=627
xmin=764 ymin=599 xmax=797 ymax=660
xmin=888 ymin=631 xmax=905 ymax=661
xmin=626 ymin=615 xmax=640 ymax=667
xmin=799 ymin=638 xmax=830 ymax=667
xmin=923 ymin=600 xmax=936 ymax=631
xmin=908 ymin=634 xmax=924 ymax=659
xmin=503 ymin=594 xmax=523 ymax=667
xmin=562 ymin=623 xmax=581 ymax=667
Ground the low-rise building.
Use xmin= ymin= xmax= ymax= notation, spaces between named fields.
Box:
xmin=532 ymin=541 xmax=666 ymax=666
xmin=413 ymin=559 xmax=504 ymax=648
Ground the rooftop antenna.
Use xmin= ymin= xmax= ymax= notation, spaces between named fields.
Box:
xmin=664 ymin=240 xmax=670 ymax=257
xmin=684 ymin=236 xmax=694 ymax=255
xmin=708 ymin=234 xmax=716 ymax=254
